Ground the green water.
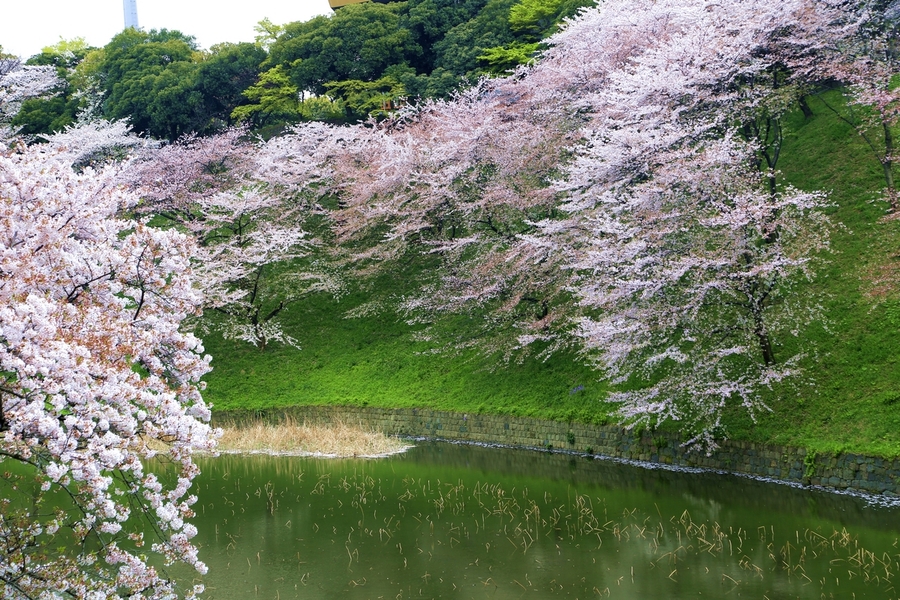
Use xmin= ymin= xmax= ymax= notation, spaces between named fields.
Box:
xmin=179 ymin=442 xmax=900 ymax=599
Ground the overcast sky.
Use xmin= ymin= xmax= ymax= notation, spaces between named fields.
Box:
xmin=1 ymin=0 xmax=333 ymax=59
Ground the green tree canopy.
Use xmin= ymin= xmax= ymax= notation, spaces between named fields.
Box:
xmin=197 ymin=42 xmax=267 ymax=126
xmin=432 ymin=0 xmax=517 ymax=76
xmin=94 ymin=29 xmax=202 ymax=139
xmin=268 ymin=3 xmax=421 ymax=95
xmin=93 ymin=29 xmax=266 ymax=139
xmin=476 ymin=0 xmax=593 ymax=74
xmin=253 ymin=18 xmax=286 ymax=51
xmin=26 ymin=37 xmax=93 ymax=70
xmin=231 ymin=65 xmax=302 ymax=127
xmin=508 ymin=0 xmax=565 ymax=37
xmin=324 ymin=75 xmax=406 ymax=121
xmin=10 ymin=95 xmax=77 ymax=136
xmin=404 ymin=0 xmax=489 ymax=71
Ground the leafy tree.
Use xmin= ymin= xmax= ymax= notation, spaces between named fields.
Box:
xmin=27 ymin=37 xmax=93 ymax=70
xmin=196 ymin=42 xmax=267 ymax=127
xmin=100 ymin=28 xmax=197 ymax=89
xmin=508 ymin=0 xmax=565 ymax=37
xmin=95 ymin=32 xmax=267 ymax=139
xmin=230 ymin=65 xmax=302 ymax=127
xmin=98 ymin=29 xmax=203 ymax=139
xmin=405 ymin=0 xmax=489 ymax=72
xmin=253 ymin=17 xmax=286 ymax=51
xmin=432 ymin=0 xmax=518 ymax=77
xmin=268 ymin=3 xmax=421 ymax=95
xmin=477 ymin=42 xmax=540 ymax=74
xmin=324 ymin=75 xmax=406 ymax=121
xmin=10 ymin=94 xmax=78 ymax=135
xmin=145 ymin=61 xmax=205 ymax=140
xmin=298 ymin=95 xmax=346 ymax=122
xmin=415 ymin=66 xmax=469 ymax=97
xmin=477 ymin=0 xmax=593 ymax=73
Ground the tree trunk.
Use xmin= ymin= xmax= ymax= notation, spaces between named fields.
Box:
xmin=255 ymin=325 xmax=268 ymax=351
xmin=798 ymin=95 xmax=814 ymax=119
xmin=753 ymin=311 xmax=775 ymax=366
xmin=883 ymin=121 xmax=897 ymax=212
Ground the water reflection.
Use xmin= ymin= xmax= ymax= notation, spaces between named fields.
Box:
xmin=179 ymin=442 xmax=900 ymax=599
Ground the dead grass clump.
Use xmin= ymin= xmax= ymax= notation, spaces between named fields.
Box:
xmin=215 ymin=419 xmax=411 ymax=457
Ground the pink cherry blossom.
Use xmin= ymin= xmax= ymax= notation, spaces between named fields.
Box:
xmin=0 ymin=137 xmax=214 ymax=598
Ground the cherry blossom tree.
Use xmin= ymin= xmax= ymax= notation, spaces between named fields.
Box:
xmin=303 ymin=81 xmax=582 ymax=358
xmin=0 ymin=63 xmax=61 ymax=139
xmin=819 ymin=1 xmax=900 ymax=211
xmin=43 ymin=118 xmax=152 ymax=169
xmin=126 ymin=128 xmax=338 ymax=350
xmin=0 ymin=138 xmax=214 ymax=597
xmin=523 ymin=0 xmax=853 ymax=446
xmin=289 ymin=0 xmax=857 ymax=446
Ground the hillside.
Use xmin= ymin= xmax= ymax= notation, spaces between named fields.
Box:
xmin=201 ymin=89 xmax=900 ymax=457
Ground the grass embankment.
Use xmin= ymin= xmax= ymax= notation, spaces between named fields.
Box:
xmin=202 ymin=91 xmax=900 ymax=458
xmin=725 ymin=93 xmax=900 ymax=456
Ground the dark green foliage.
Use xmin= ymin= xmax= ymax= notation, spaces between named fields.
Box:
xmin=509 ymin=0 xmax=566 ymax=37
xmin=94 ymin=30 xmax=269 ymax=139
xmin=324 ymin=75 xmax=406 ymax=121
xmin=196 ymin=43 xmax=267 ymax=125
xmin=256 ymin=0 xmax=577 ymax=125
xmin=11 ymin=95 xmax=78 ymax=135
xmin=432 ymin=0 xmax=518 ymax=76
xmin=404 ymin=0 xmax=489 ymax=72
xmin=100 ymin=29 xmax=197 ymax=87
xmin=268 ymin=4 xmax=421 ymax=96
xmin=99 ymin=29 xmax=203 ymax=139
xmin=476 ymin=0 xmax=593 ymax=74
xmin=478 ymin=42 xmax=540 ymax=74
xmin=230 ymin=65 xmax=303 ymax=127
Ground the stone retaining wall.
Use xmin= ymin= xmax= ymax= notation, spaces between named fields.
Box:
xmin=213 ymin=405 xmax=900 ymax=496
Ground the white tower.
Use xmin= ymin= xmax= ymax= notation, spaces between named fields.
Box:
xmin=123 ymin=0 xmax=139 ymax=29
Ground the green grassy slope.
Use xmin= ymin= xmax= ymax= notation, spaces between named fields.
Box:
xmin=202 ymin=91 xmax=900 ymax=456
xmin=723 ymin=93 xmax=900 ymax=456
xmin=201 ymin=284 xmax=615 ymax=424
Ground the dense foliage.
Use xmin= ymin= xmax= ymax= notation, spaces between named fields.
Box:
xmin=2 ymin=0 xmax=592 ymax=138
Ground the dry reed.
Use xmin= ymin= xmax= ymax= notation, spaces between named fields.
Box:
xmin=215 ymin=419 xmax=411 ymax=457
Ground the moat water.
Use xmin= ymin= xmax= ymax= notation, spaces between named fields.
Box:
xmin=177 ymin=441 xmax=900 ymax=599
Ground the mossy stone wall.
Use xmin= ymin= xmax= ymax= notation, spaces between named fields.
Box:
xmin=213 ymin=406 xmax=900 ymax=496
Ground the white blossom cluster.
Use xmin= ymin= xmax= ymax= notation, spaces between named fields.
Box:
xmin=0 ymin=139 xmax=215 ymax=597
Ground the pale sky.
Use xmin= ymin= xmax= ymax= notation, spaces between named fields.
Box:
xmin=0 ymin=0 xmax=333 ymax=59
